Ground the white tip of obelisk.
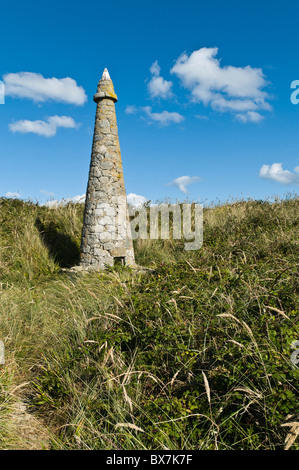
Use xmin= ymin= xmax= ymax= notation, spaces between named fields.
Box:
xmin=102 ymin=68 xmax=111 ymax=80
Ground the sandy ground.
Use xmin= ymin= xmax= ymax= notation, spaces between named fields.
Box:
xmin=5 ymin=400 xmax=50 ymax=450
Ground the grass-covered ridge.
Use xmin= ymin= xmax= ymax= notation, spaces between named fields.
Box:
xmin=0 ymin=196 xmax=298 ymax=449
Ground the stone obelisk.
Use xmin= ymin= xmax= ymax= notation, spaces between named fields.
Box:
xmin=80 ymin=68 xmax=135 ymax=270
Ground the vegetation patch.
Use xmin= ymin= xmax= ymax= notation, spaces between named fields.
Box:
xmin=0 ymin=196 xmax=298 ymax=449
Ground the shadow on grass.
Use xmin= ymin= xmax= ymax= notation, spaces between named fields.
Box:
xmin=35 ymin=217 xmax=80 ymax=268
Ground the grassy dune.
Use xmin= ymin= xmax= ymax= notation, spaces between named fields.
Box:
xmin=0 ymin=196 xmax=298 ymax=450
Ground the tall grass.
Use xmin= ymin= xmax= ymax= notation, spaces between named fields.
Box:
xmin=0 ymin=196 xmax=298 ymax=449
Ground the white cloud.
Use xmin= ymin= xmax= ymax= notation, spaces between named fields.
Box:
xmin=171 ymin=47 xmax=270 ymax=121
xmin=127 ymin=193 xmax=148 ymax=207
xmin=166 ymin=176 xmax=201 ymax=193
xmin=125 ymin=105 xmax=138 ymax=115
xmin=195 ymin=114 xmax=209 ymax=120
xmin=236 ymin=111 xmax=264 ymax=123
xmin=148 ymin=60 xmax=173 ymax=99
xmin=44 ymin=193 xmax=147 ymax=208
xmin=5 ymin=191 xmax=21 ymax=198
xmin=69 ymin=194 xmax=86 ymax=204
xmin=0 ymin=81 xmax=4 ymax=104
xmin=40 ymin=189 xmax=55 ymax=197
xmin=150 ymin=61 xmax=161 ymax=76
xmin=143 ymin=106 xmax=184 ymax=126
xmin=43 ymin=200 xmax=60 ymax=208
xmin=9 ymin=115 xmax=79 ymax=137
xmin=3 ymin=72 xmax=87 ymax=105
xmin=259 ymin=163 xmax=299 ymax=185
xmin=43 ymin=194 xmax=86 ymax=208
xmin=149 ymin=77 xmax=173 ymax=99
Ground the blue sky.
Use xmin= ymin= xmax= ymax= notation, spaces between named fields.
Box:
xmin=1 ymin=0 xmax=299 ymax=206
